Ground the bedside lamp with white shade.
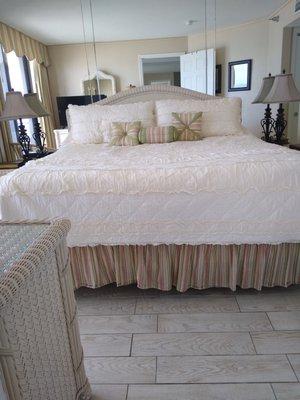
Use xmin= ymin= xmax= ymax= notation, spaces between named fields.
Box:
xmin=264 ymin=73 xmax=300 ymax=144
xmin=253 ymin=72 xmax=300 ymax=144
xmin=0 ymin=91 xmax=38 ymax=158
xmin=252 ymin=74 xmax=275 ymax=142
xmin=24 ymin=93 xmax=50 ymax=154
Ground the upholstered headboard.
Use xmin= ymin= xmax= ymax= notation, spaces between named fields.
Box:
xmin=95 ymin=84 xmax=218 ymax=105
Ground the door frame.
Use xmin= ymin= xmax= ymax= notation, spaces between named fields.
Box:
xmin=138 ymin=52 xmax=185 ymax=86
xmin=290 ymin=26 xmax=300 ymax=142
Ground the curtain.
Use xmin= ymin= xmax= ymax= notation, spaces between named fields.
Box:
xmin=32 ymin=61 xmax=56 ymax=148
xmin=0 ymin=21 xmax=49 ymax=67
xmin=0 ymin=22 xmax=56 ymax=158
xmin=0 ymin=80 xmax=13 ymax=162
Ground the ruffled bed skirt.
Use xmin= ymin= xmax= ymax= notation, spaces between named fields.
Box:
xmin=69 ymin=243 xmax=300 ymax=291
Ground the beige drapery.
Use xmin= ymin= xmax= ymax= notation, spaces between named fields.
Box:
xmin=0 ymin=21 xmax=49 ymax=67
xmin=0 ymin=22 xmax=55 ymax=161
xmin=0 ymin=79 xmax=13 ymax=162
xmin=32 ymin=62 xmax=56 ymax=148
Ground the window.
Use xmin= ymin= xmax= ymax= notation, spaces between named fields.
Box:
xmin=0 ymin=46 xmax=35 ymax=141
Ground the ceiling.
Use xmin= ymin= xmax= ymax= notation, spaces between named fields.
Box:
xmin=0 ymin=0 xmax=287 ymax=45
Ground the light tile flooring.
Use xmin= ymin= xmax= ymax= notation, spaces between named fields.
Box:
xmin=76 ymin=285 xmax=300 ymax=400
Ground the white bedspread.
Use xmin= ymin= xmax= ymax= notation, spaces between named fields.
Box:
xmin=1 ymin=134 xmax=300 ymax=246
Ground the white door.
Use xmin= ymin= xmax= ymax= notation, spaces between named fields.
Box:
xmin=289 ymin=27 xmax=300 ymax=142
xmin=180 ymin=49 xmax=215 ymax=95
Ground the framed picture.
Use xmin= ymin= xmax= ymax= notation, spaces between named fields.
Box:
xmin=295 ymin=0 xmax=300 ymax=13
xmin=215 ymin=64 xmax=222 ymax=94
xmin=228 ymin=59 xmax=252 ymax=92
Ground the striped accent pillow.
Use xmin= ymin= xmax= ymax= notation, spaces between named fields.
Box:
xmin=172 ymin=112 xmax=203 ymax=141
xmin=109 ymin=121 xmax=141 ymax=146
xmin=138 ymin=126 xmax=177 ymax=144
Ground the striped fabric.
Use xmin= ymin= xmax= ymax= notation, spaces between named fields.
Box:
xmin=69 ymin=243 xmax=300 ymax=292
xmin=109 ymin=121 xmax=141 ymax=146
xmin=138 ymin=126 xmax=177 ymax=144
xmin=172 ymin=112 xmax=203 ymax=141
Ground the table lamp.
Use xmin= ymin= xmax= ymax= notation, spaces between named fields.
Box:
xmin=264 ymin=72 xmax=300 ymax=144
xmin=252 ymin=74 xmax=275 ymax=142
xmin=24 ymin=93 xmax=50 ymax=154
xmin=0 ymin=91 xmax=38 ymax=158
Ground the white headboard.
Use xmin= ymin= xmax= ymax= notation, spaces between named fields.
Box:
xmin=95 ymin=84 xmax=218 ymax=105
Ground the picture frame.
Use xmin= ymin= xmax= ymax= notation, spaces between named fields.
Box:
xmin=228 ymin=59 xmax=252 ymax=92
xmin=215 ymin=64 xmax=222 ymax=94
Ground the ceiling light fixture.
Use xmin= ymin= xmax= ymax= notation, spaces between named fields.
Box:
xmin=185 ymin=20 xmax=199 ymax=26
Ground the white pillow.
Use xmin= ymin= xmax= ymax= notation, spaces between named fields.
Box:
xmin=155 ymin=97 xmax=242 ymax=137
xmin=68 ymin=101 xmax=155 ymax=144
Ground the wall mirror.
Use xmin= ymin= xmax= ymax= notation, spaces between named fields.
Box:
xmin=83 ymin=70 xmax=116 ymax=97
xmin=228 ymin=59 xmax=252 ymax=91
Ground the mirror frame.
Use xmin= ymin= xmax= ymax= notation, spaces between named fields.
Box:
xmin=228 ymin=59 xmax=252 ymax=92
xmin=82 ymin=70 xmax=117 ymax=96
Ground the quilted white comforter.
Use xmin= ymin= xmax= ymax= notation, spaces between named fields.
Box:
xmin=1 ymin=134 xmax=300 ymax=246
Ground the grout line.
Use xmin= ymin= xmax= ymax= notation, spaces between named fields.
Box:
xmin=248 ymin=332 xmax=258 ymax=354
xmin=270 ymin=383 xmax=279 ymax=400
xmin=134 ymin=297 xmax=138 ymax=315
xmin=234 ymin=295 xmax=242 ymax=313
xmin=285 ymin=354 xmax=299 ymax=382
xmin=125 ymin=384 xmax=129 ymax=400
xmin=83 ymin=353 xmax=300 ymax=359
xmin=129 ymin=334 xmax=134 ymax=356
xmin=155 ymin=356 xmax=158 ymax=384
xmin=266 ymin=312 xmax=276 ymax=331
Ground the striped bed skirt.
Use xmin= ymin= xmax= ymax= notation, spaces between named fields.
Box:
xmin=69 ymin=243 xmax=300 ymax=292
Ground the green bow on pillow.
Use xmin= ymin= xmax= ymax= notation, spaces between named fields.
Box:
xmin=172 ymin=112 xmax=203 ymax=141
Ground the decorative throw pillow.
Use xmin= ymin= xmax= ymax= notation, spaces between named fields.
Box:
xmin=138 ymin=126 xmax=178 ymax=144
xmin=67 ymin=101 xmax=155 ymax=144
xmin=155 ymin=97 xmax=243 ymax=137
xmin=109 ymin=121 xmax=141 ymax=146
xmin=171 ymin=112 xmax=203 ymax=141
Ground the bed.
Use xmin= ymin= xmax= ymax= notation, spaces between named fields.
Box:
xmin=1 ymin=85 xmax=300 ymax=291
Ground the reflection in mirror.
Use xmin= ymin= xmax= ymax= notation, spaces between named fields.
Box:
xmin=139 ymin=54 xmax=181 ymax=86
xmin=228 ymin=59 xmax=252 ymax=92
xmin=83 ymin=70 xmax=116 ymax=97
xmin=231 ymin=64 xmax=248 ymax=88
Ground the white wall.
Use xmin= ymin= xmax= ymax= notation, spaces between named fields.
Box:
xmin=188 ymin=20 xmax=269 ymax=135
xmin=48 ymin=37 xmax=187 ymax=124
xmin=48 ymin=0 xmax=300 ymax=133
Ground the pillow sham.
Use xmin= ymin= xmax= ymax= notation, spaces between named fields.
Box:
xmin=172 ymin=112 xmax=202 ymax=141
xmin=138 ymin=126 xmax=177 ymax=144
xmin=155 ymin=97 xmax=242 ymax=137
xmin=67 ymin=101 xmax=155 ymax=144
xmin=109 ymin=121 xmax=141 ymax=146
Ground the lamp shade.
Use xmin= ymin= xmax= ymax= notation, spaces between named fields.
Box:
xmin=24 ymin=93 xmax=50 ymax=117
xmin=252 ymin=75 xmax=275 ymax=104
xmin=0 ymin=92 xmax=38 ymax=121
xmin=264 ymin=73 xmax=300 ymax=104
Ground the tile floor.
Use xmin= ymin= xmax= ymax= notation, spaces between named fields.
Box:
xmin=76 ymin=285 xmax=300 ymax=400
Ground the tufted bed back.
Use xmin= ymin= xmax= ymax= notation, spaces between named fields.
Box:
xmin=95 ymin=84 xmax=218 ymax=105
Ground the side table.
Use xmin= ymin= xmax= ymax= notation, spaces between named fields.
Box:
xmin=289 ymin=144 xmax=300 ymax=151
xmin=0 ymin=220 xmax=91 ymax=400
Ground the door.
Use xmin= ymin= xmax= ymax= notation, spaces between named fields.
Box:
xmin=180 ymin=49 xmax=215 ymax=95
xmin=289 ymin=27 xmax=300 ymax=142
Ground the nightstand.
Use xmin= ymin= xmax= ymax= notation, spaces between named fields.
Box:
xmin=0 ymin=220 xmax=91 ymax=399
xmin=0 ymin=162 xmax=18 ymax=177
xmin=18 ymin=149 xmax=55 ymax=167
xmin=289 ymin=144 xmax=300 ymax=151
xmin=54 ymin=128 xmax=69 ymax=147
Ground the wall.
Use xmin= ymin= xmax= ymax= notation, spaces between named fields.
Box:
xmin=48 ymin=36 xmax=187 ymax=125
xmin=144 ymin=72 xmax=175 ymax=85
xmin=48 ymin=0 xmax=300 ymax=133
xmin=267 ymin=0 xmax=299 ymax=74
xmin=188 ymin=20 xmax=270 ymax=135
